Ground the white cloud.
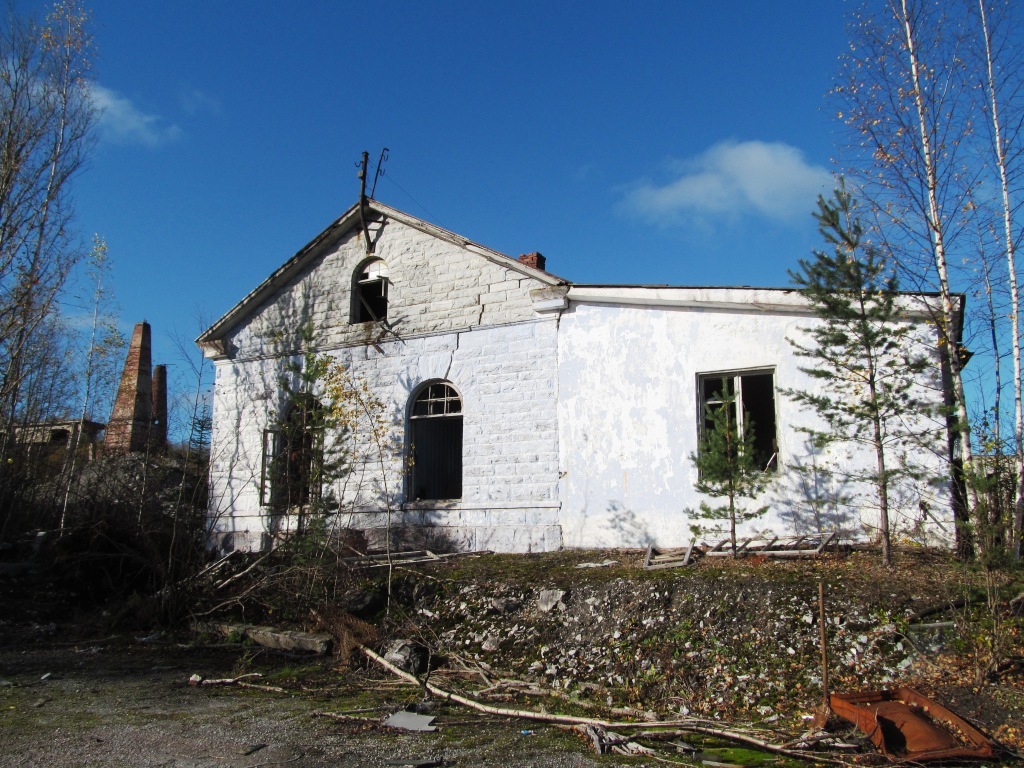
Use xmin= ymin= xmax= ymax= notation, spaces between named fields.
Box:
xmin=179 ymin=87 xmax=221 ymax=116
xmin=91 ymin=84 xmax=182 ymax=147
xmin=620 ymin=140 xmax=833 ymax=226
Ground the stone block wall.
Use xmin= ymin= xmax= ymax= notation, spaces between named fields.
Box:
xmin=224 ymin=217 xmax=545 ymax=360
xmin=208 ymin=318 xmax=562 ymax=553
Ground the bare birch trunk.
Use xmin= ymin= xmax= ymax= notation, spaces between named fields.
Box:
xmin=977 ymin=0 xmax=1024 ymax=560
xmin=899 ymin=0 xmax=979 ymax=542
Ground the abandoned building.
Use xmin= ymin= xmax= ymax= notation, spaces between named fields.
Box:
xmin=13 ymin=419 xmax=106 ymax=462
xmin=198 ymin=199 xmax=957 ymax=553
xmin=107 ymin=321 xmax=168 ymax=454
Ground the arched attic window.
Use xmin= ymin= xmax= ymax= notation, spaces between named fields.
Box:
xmin=261 ymin=394 xmax=324 ymax=509
xmin=408 ymin=382 xmax=463 ymax=501
xmin=351 ymin=258 xmax=388 ymax=323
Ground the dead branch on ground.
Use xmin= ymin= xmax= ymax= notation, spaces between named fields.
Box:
xmin=358 ymin=645 xmax=855 ymax=765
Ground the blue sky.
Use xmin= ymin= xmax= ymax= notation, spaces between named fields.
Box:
xmin=50 ymin=1 xmax=848 ymax=403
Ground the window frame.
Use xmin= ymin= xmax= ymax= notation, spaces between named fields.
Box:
xmin=406 ymin=381 xmax=464 ymax=502
xmin=696 ymin=367 xmax=778 ymax=473
xmin=259 ymin=397 xmax=325 ymax=509
xmin=350 ymin=257 xmax=389 ymax=324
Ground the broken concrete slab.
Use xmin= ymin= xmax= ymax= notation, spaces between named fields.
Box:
xmin=384 ymin=710 xmax=437 ymax=732
xmin=192 ymin=622 xmax=331 ymax=654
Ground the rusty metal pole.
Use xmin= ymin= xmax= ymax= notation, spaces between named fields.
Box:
xmin=819 ymin=578 xmax=830 ymax=713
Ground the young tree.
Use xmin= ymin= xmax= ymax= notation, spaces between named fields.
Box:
xmin=787 ymin=187 xmax=938 ymax=565
xmin=60 ymin=235 xmax=124 ymax=533
xmin=689 ymin=380 xmax=771 ymax=556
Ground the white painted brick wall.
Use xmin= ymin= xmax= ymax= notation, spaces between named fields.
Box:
xmin=556 ymin=300 xmax=953 ymax=550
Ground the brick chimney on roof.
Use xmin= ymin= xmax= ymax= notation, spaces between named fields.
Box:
xmin=518 ymin=252 xmax=546 ymax=272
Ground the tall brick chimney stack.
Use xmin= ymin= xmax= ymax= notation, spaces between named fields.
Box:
xmin=518 ymin=252 xmax=546 ymax=271
xmin=106 ymin=321 xmax=154 ymax=453
xmin=151 ymin=364 xmax=167 ymax=451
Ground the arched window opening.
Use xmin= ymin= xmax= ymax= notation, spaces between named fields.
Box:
xmin=351 ymin=258 xmax=388 ymax=323
xmin=408 ymin=382 xmax=462 ymax=501
xmin=261 ymin=394 xmax=324 ymax=509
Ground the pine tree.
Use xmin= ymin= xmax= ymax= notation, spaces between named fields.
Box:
xmin=787 ymin=185 xmax=938 ymax=565
xmin=689 ymin=379 xmax=771 ymax=556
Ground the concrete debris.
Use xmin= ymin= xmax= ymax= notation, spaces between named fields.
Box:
xmin=383 ymin=710 xmax=437 ymax=732
xmin=537 ymin=589 xmax=566 ymax=613
xmin=193 ymin=622 xmax=331 ymax=654
xmin=384 ymin=640 xmax=430 ymax=674
xmin=575 ymin=560 xmax=618 ymax=569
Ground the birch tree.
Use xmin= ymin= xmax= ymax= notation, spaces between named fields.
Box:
xmin=834 ymin=0 xmax=982 ymax=555
xmin=973 ymin=0 xmax=1024 ymax=559
xmin=0 ymin=1 xmax=97 ymax=455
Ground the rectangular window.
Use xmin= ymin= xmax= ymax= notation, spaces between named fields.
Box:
xmin=697 ymin=369 xmax=778 ymax=471
xmin=354 ymin=278 xmax=387 ymax=322
xmin=259 ymin=427 xmax=324 ymax=507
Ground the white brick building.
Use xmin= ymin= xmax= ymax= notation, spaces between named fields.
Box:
xmin=198 ymin=199 xmax=956 ymax=553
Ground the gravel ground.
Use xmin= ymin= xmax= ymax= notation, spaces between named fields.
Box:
xmin=0 ymin=639 xmax=635 ymax=768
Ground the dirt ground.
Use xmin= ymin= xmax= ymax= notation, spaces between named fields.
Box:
xmin=3 ymin=547 xmax=1023 ymax=767
xmin=0 ymin=638 xmax=627 ymax=768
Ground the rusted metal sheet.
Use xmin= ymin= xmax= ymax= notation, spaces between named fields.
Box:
xmin=830 ymin=687 xmax=997 ymax=762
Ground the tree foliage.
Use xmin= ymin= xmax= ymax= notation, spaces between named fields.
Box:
xmin=787 ymin=186 xmax=939 ymax=564
xmin=689 ymin=380 xmax=771 ymax=556
xmin=0 ymin=0 xmax=97 ymax=437
xmin=833 ymin=0 xmax=1024 ymax=560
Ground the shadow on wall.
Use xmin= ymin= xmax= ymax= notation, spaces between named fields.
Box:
xmin=602 ymin=500 xmax=653 ymax=548
xmin=773 ymin=444 xmax=857 ymax=535
xmin=368 ymin=524 xmax=463 ymax=555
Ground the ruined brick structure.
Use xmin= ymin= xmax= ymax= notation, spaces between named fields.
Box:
xmin=106 ymin=321 xmax=167 ymax=453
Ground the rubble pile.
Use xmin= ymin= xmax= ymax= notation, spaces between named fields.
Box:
xmin=408 ymin=553 xmax=972 ymax=721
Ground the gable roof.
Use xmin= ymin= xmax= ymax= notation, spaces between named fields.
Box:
xmin=196 ymin=199 xmax=567 ymax=347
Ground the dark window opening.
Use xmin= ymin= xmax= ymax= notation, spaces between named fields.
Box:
xmin=698 ymin=370 xmax=777 ymax=472
xmin=351 ymin=259 xmax=388 ymax=323
xmin=408 ymin=382 xmax=463 ymax=500
xmin=260 ymin=395 xmax=324 ymax=508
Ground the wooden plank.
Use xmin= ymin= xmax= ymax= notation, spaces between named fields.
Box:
xmin=707 ymin=538 xmax=727 ymax=554
xmin=816 ymin=531 xmax=837 ymax=554
xmin=682 ymin=537 xmax=697 ymax=566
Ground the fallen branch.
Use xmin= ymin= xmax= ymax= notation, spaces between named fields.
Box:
xmin=359 ymin=646 xmax=854 ymax=764
xmin=192 ymin=549 xmax=240 ymax=582
xmin=311 ymin=710 xmax=382 ymax=723
xmin=361 ymin=645 xmax=610 ymax=726
xmin=214 ymin=552 xmax=273 ymax=592
xmin=188 ymin=672 xmax=287 ymax=693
